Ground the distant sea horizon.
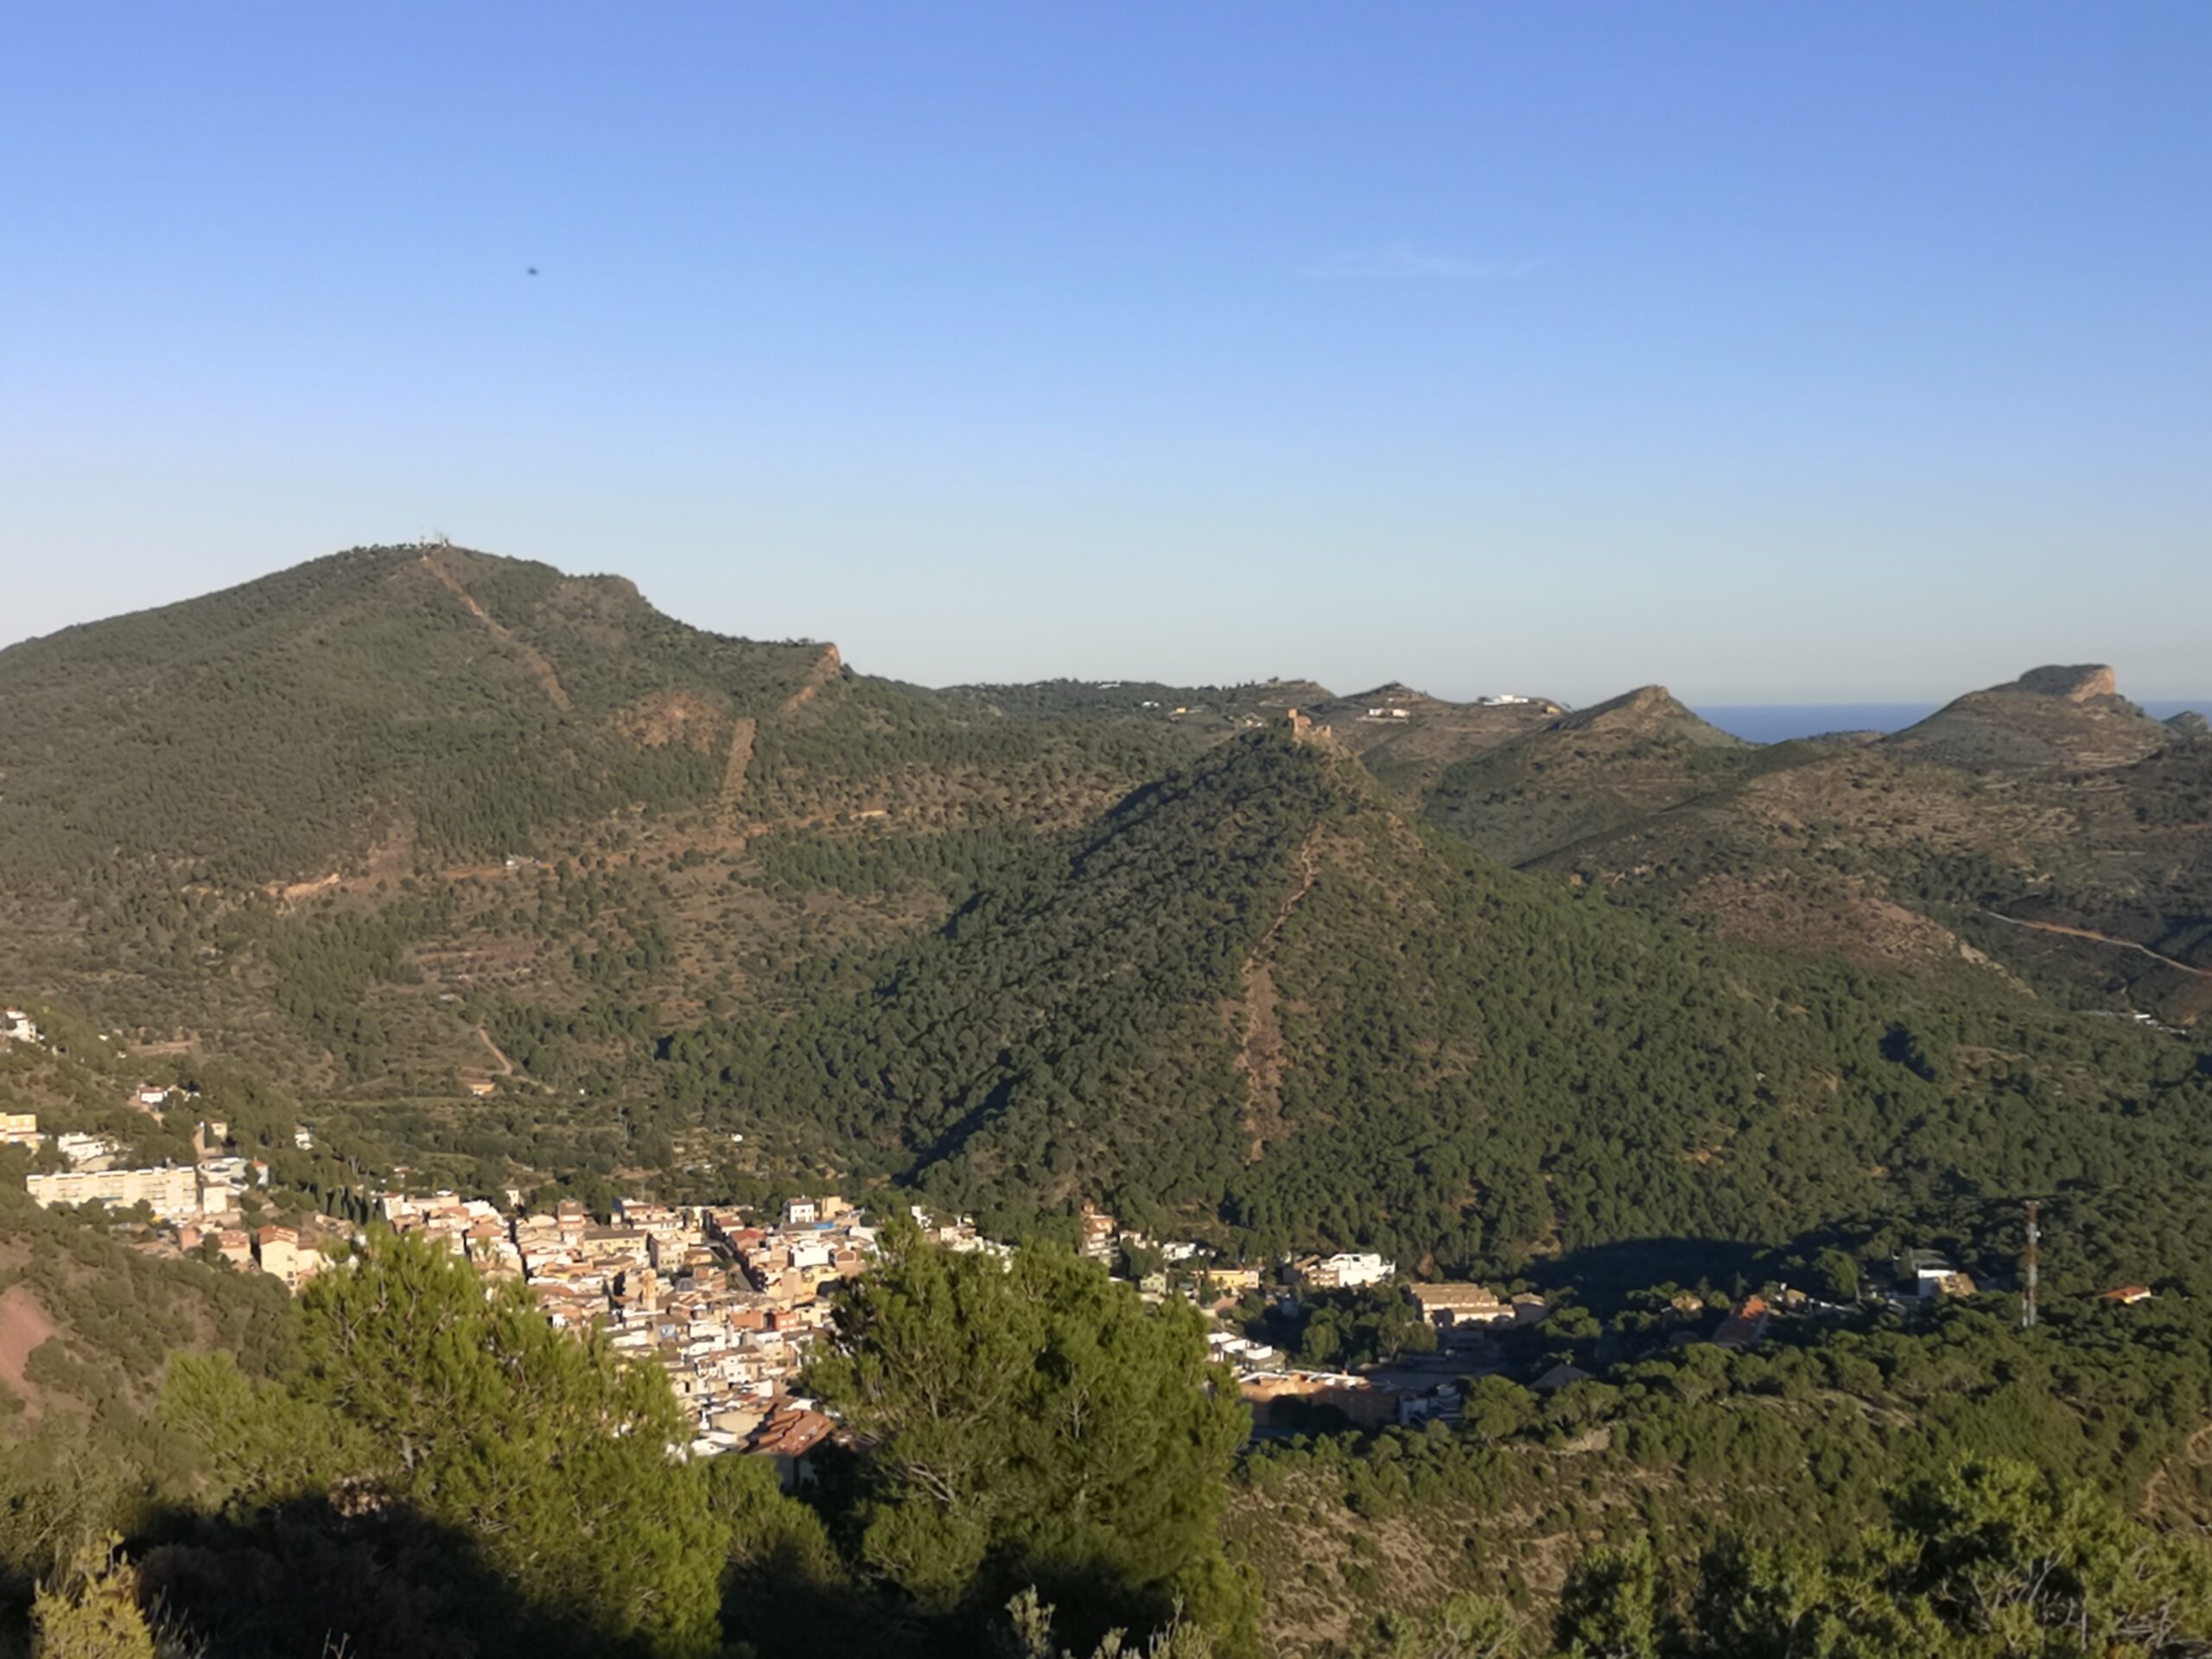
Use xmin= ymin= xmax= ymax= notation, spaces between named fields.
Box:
xmin=1694 ymin=700 xmax=2211 ymax=745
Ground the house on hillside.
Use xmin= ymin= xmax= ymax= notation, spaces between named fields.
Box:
xmin=1903 ymin=1249 xmax=1976 ymax=1300
xmin=748 ymin=1403 xmax=836 ymax=1490
xmin=1408 ymin=1282 xmax=1513 ymax=1331
xmin=2 ymin=1008 xmax=40 ymax=1045
xmin=1713 ymin=1294 xmax=1771 ymax=1351
xmin=54 ymin=1131 xmax=121 ymax=1168
xmin=0 ymin=1112 xmax=38 ymax=1149
xmin=254 ymin=1225 xmax=324 ymax=1293
xmin=1294 ymin=1252 xmax=1395 ymax=1290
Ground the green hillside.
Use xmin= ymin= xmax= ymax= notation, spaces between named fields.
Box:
xmin=1421 ymin=685 xmax=1752 ymax=867
xmin=0 ymin=547 xmax=1187 ymax=1089
xmin=663 ymin=730 xmax=2212 ymax=1285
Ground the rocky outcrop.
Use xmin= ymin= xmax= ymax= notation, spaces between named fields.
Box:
xmin=2012 ymin=664 xmax=2118 ymax=701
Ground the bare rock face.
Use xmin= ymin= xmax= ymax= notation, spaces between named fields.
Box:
xmin=2012 ymin=664 xmax=2117 ymax=701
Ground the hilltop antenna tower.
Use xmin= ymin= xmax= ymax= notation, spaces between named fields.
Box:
xmin=2021 ymin=1199 xmax=2040 ymax=1330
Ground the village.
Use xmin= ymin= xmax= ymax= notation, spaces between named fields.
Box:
xmin=4 ymin=1001 xmax=2164 ymax=1483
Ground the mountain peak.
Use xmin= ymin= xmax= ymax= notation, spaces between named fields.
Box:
xmin=2010 ymin=664 xmax=2118 ymax=701
xmin=1554 ymin=684 xmax=1738 ymax=744
xmin=1893 ymin=663 xmax=2165 ymax=770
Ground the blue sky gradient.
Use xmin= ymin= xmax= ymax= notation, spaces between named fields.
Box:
xmin=3 ymin=4 xmax=2206 ymax=702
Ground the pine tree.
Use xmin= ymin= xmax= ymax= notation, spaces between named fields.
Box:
xmin=808 ymin=1216 xmax=1257 ymax=1649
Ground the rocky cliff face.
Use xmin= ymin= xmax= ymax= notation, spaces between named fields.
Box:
xmin=2012 ymin=664 xmax=2119 ymax=701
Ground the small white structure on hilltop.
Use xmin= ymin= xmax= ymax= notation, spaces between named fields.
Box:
xmin=3 ymin=1008 xmax=41 ymax=1045
xmin=1477 ymin=694 xmax=1531 ymax=706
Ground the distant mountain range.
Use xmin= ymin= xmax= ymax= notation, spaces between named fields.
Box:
xmin=3 ymin=545 xmax=2208 ymax=1281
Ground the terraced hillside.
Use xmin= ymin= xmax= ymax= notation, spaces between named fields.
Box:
xmin=660 ymin=729 xmax=2212 ymax=1285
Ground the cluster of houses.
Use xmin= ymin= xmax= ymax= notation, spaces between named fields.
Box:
xmin=10 ymin=1102 xmax=304 ymax=1282
xmin=170 ymin=1218 xmax=331 ymax=1292
xmin=366 ymin=1190 xmax=971 ymax=1473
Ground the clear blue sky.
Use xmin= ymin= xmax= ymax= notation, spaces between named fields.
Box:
xmin=3 ymin=3 xmax=2206 ymax=702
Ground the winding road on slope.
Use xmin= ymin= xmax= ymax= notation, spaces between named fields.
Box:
xmin=1983 ymin=912 xmax=2212 ymax=980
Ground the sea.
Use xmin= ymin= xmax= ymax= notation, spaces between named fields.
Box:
xmin=1693 ymin=700 xmax=2211 ymax=746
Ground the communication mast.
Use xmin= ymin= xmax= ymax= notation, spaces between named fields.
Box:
xmin=2021 ymin=1199 xmax=2040 ymax=1330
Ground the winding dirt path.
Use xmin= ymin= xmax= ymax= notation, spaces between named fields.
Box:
xmin=781 ymin=645 xmax=842 ymax=714
xmin=1983 ymin=912 xmax=2212 ymax=979
xmin=474 ymin=1025 xmax=517 ymax=1076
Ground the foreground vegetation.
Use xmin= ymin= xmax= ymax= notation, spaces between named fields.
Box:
xmin=12 ymin=1229 xmax=2212 ymax=1657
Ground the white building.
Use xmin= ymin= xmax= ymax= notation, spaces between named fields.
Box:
xmin=55 ymin=1132 xmax=123 ymax=1168
xmin=27 ymin=1164 xmax=199 ymax=1219
xmin=1300 ymin=1252 xmax=1396 ymax=1290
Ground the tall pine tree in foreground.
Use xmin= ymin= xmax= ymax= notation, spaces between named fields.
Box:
xmin=163 ymin=1235 xmax=726 ymax=1657
xmin=807 ymin=1216 xmax=1258 ymax=1653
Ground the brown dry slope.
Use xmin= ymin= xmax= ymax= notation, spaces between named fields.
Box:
xmin=0 ymin=1284 xmax=57 ymax=1420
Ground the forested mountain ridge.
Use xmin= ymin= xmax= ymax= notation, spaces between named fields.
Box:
xmin=0 ymin=543 xmax=830 ymax=886
xmin=2 ymin=550 xmax=2207 ymax=1274
xmin=5 ymin=553 xmax=2212 ymax=1657
xmin=660 ymin=729 xmax=2212 ymax=1288
xmin=0 ymin=546 xmax=1190 ymax=1085
xmin=1421 ymin=684 xmax=1754 ymax=868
